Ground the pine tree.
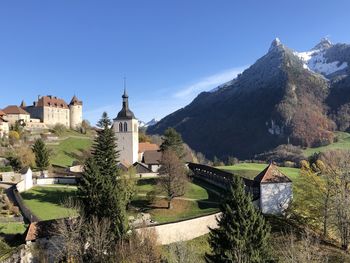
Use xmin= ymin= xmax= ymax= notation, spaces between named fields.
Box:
xmin=160 ymin=127 xmax=185 ymax=159
xmin=77 ymin=112 xmax=128 ymax=240
xmin=206 ymin=176 xmax=271 ymax=263
xmin=32 ymin=138 xmax=50 ymax=171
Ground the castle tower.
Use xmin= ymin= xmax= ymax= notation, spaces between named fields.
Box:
xmin=69 ymin=95 xmax=83 ymax=129
xmin=113 ymin=88 xmax=139 ymax=166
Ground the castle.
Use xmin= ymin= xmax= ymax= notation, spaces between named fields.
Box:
xmin=1 ymin=95 xmax=83 ymax=131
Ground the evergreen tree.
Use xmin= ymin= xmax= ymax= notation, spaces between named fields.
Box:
xmin=160 ymin=127 xmax=185 ymax=159
xmin=206 ymin=176 xmax=271 ymax=263
xmin=77 ymin=112 xmax=128 ymax=240
xmin=32 ymin=138 xmax=50 ymax=171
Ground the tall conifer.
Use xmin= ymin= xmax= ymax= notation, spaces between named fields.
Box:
xmin=78 ymin=112 xmax=128 ymax=239
xmin=206 ymin=176 xmax=271 ymax=263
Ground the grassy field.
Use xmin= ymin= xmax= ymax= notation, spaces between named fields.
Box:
xmin=0 ymin=223 xmax=27 ymax=235
xmin=49 ymin=134 xmax=93 ymax=167
xmin=217 ymin=162 xmax=300 ymax=180
xmin=304 ymin=131 xmax=350 ymax=157
xmin=136 ymin=178 xmax=218 ymax=200
xmin=21 ymin=186 xmax=77 ymax=220
xmin=21 ymin=179 xmax=220 ymax=223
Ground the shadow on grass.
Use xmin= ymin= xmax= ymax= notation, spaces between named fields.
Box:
xmin=137 ymin=178 xmax=158 ymax=186
xmin=21 ymin=188 xmax=77 ymax=207
xmin=130 ymin=198 xmax=168 ymax=212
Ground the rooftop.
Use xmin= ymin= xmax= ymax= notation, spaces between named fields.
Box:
xmin=2 ymin=105 xmax=29 ymax=115
xmin=254 ymin=163 xmax=292 ymax=184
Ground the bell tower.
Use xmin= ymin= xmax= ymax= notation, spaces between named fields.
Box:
xmin=113 ymin=87 xmax=139 ymax=166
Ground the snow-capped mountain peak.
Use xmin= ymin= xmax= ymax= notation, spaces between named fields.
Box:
xmin=268 ymin=37 xmax=283 ymax=52
xmin=295 ymin=39 xmax=348 ymax=77
xmin=311 ymin=37 xmax=333 ymax=51
xmin=139 ymin=118 xmax=158 ymax=128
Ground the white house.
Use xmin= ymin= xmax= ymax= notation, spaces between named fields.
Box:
xmin=254 ymin=164 xmax=293 ymax=215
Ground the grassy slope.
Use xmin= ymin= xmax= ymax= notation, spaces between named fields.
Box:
xmin=304 ymin=131 xmax=350 ymax=157
xmin=48 ymin=130 xmax=93 ymax=167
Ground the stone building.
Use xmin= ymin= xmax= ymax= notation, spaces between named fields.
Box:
xmin=2 ymin=105 xmax=30 ymax=125
xmin=23 ymin=95 xmax=83 ymax=129
xmin=254 ymin=163 xmax=292 ymax=214
xmin=112 ymin=89 xmax=139 ymax=166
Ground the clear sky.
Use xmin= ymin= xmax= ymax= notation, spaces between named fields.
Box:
xmin=1 ymin=0 xmax=350 ymax=125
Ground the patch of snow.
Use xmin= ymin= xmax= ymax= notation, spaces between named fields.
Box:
xmin=210 ymin=79 xmax=236 ymax=93
xmin=295 ymin=49 xmax=348 ymax=76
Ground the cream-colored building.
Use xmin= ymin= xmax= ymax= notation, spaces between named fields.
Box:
xmin=113 ymin=89 xmax=139 ymax=166
xmin=24 ymin=95 xmax=83 ymax=129
xmin=2 ymin=105 xmax=30 ymax=125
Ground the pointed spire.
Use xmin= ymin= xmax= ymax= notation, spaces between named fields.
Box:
xmin=123 ymin=76 xmax=128 ymax=98
xmin=20 ymin=100 xmax=26 ymax=108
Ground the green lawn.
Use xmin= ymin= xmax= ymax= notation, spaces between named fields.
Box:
xmin=49 ymin=137 xmax=92 ymax=167
xmin=0 ymin=223 xmax=27 ymax=235
xmin=21 ymin=179 xmax=221 ymax=223
xmin=217 ymin=162 xmax=300 ymax=180
xmin=136 ymin=178 xmax=218 ymax=200
xmin=21 ymin=186 xmax=77 ymax=220
xmin=303 ymin=131 xmax=350 ymax=157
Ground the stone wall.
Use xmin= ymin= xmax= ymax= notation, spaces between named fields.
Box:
xmin=260 ymin=182 xmax=292 ymax=214
xmin=137 ymin=212 xmax=220 ymax=245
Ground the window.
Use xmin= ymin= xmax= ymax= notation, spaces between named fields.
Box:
xmin=124 ymin=122 xmax=127 ymax=132
xmin=119 ymin=122 xmax=123 ymax=132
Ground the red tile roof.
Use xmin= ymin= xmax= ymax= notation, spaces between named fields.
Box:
xmin=139 ymin=142 xmax=159 ymax=153
xmin=36 ymin=96 xmax=69 ymax=109
xmin=254 ymin=164 xmax=292 ymax=184
xmin=0 ymin=110 xmax=6 ymax=116
xmin=2 ymin=105 xmax=29 ymax=115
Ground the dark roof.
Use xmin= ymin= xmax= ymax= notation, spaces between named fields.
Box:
xmin=36 ymin=96 xmax=69 ymax=109
xmin=133 ymin=162 xmax=152 ymax=173
xmin=20 ymin=100 xmax=26 ymax=108
xmin=254 ymin=164 xmax=292 ymax=184
xmin=69 ymin=95 xmax=83 ymax=106
xmin=143 ymin=150 xmax=162 ymax=165
xmin=2 ymin=105 xmax=29 ymax=115
xmin=115 ymin=89 xmax=135 ymax=120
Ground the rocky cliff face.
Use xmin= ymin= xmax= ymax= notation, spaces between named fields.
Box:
xmin=148 ymin=38 xmax=350 ymax=159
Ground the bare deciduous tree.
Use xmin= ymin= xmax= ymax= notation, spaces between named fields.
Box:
xmin=158 ymin=150 xmax=187 ymax=209
xmin=279 ymin=230 xmax=329 ymax=263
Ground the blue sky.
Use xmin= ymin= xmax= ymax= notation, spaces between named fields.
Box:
xmin=0 ymin=0 xmax=350 ymax=124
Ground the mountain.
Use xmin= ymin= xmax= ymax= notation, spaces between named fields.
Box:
xmin=139 ymin=118 xmax=158 ymax=128
xmin=148 ymin=38 xmax=350 ymax=160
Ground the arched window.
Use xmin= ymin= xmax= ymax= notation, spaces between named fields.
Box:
xmin=119 ymin=122 xmax=123 ymax=132
xmin=124 ymin=122 xmax=128 ymax=132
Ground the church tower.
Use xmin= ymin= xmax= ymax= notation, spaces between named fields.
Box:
xmin=113 ymin=88 xmax=139 ymax=166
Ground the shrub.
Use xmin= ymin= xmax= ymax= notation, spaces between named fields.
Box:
xmin=51 ymin=124 xmax=67 ymax=136
xmin=0 ymin=166 xmax=13 ymax=172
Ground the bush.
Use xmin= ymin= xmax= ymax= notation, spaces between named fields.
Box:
xmin=0 ymin=166 xmax=12 ymax=172
xmin=51 ymin=124 xmax=67 ymax=136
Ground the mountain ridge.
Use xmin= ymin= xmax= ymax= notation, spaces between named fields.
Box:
xmin=148 ymin=38 xmax=350 ymax=159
